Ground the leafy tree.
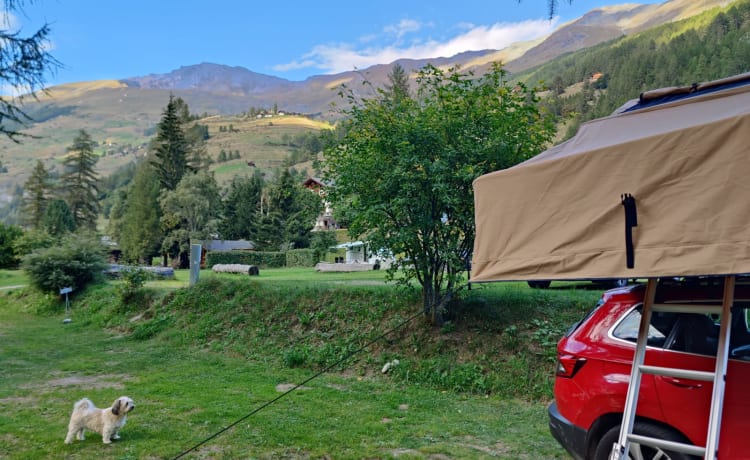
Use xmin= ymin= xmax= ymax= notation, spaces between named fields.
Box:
xmin=22 ymin=233 xmax=107 ymax=293
xmin=116 ymin=163 xmax=163 ymax=264
xmin=21 ymin=159 xmax=52 ymax=228
xmin=160 ymin=171 xmax=221 ymax=268
xmin=324 ymin=63 xmax=556 ymax=324
xmin=310 ymin=230 xmax=338 ymax=262
xmin=12 ymin=228 xmax=55 ymax=257
xmin=41 ymin=198 xmax=76 ymax=237
xmin=150 ymin=95 xmax=195 ymax=191
xmin=0 ymin=1 xmax=59 ymax=142
xmin=60 ymin=130 xmax=100 ymax=230
xmin=0 ymin=222 xmax=23 ymax=268
xmin=220 ymin=173 xmax=264 ymax=241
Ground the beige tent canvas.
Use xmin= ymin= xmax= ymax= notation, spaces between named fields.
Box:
xmin=471 ymin=72 xmax=750 ymax=283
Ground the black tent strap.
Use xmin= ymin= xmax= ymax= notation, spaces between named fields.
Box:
xmin=621 ymin=193 xmax=637 ymax=269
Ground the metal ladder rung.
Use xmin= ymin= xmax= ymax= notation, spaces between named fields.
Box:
xmin=652 ymin=303 xmax=723 ymax=315
xmin=611 ymin=275 xmax=735 ymax=460
xmin=627 ymin=434 xmax=706 ymax=457
xmin=638 ymin=365 xmax=715 ymax=381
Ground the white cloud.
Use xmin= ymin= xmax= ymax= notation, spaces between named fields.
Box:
xmin=274 ymin=18 xmax=557 ymax=75
xmin=384 ymin=19 xmax=422 ymax=39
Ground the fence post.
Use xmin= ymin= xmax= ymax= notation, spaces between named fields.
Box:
xmin=189 ymin=244 xmax=202 ymax=287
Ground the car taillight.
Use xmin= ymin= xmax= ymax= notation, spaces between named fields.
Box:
xmin=556 ymin=354 xmax=586 ymax=378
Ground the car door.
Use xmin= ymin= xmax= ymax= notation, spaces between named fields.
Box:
xmin=650 ymin=307 xmax=750 ymax=458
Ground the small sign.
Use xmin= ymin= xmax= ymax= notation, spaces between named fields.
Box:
xmin=60 ymin=287 xmax=73 ymax=295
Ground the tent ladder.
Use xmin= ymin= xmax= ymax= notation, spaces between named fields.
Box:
xmin=610 ymin=275 xmax=735 ymax=460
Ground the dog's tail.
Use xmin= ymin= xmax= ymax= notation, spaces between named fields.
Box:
xmin=73 ymin=398 xmax=93 ymax=411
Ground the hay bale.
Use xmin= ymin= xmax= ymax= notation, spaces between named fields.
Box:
xmin=211 ymin=264 xmax=259 ymax=276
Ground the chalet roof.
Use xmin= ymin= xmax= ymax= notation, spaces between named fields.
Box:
xmin=303 ymin=177 xmax=324 ymax=187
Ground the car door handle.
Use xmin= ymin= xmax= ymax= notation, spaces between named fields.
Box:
xmin=661 ymin=376 xmax=704 ymax=389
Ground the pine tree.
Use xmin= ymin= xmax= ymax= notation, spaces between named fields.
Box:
xmin=22 ymin=160 xmax=53 ymax=229
xmin=0 ymin=1 xmax=58 ymax=142
xmin=220 ymin=173 xmax=264 ymax=240
xmin=117 ymin=164 xmax=163 ymax=264
xmin=150 ymin=95 xmax=194 ymax=191
xmin=60 ymin=130 xmax=100 ymax=230
xmin=41 ymin=198 xmax=76 ymax=236
xmin=384 ymin=63 xmax=410 ymax=103
xmin=263 ymin=168 xmax=321 ymax=250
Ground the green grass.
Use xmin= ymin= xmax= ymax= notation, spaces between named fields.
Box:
xmin=0 ymin=270 xmax=603 ymax=458
xmin=142 ymin=267 xmax=390 ymax=290
xmin=0 ymin=269 xmax=28 ymax=289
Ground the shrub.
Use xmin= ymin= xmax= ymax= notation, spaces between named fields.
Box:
xmin=22 ymin=234 xmax=107 ymax=294
xmin=205 ymin=251 xmax=286 ymax=268
xmin=286 ymin=249 xmax=316 ymax=267
xmin=0 ymin=223 xmax=23 ymax=268
xmin=115 ymin=266 xmax=153 ymax=303
xmin=12 ymin=229 xmax=55 ymax=257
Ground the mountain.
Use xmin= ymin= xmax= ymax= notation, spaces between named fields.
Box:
xmin=505 ymin=0 xmax=734 ymax=72
xmin=0 ymin=0 xmax=739 ymax=221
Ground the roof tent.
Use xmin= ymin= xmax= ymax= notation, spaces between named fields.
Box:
xmin=471 ymin=72 xmax=750 ymax=283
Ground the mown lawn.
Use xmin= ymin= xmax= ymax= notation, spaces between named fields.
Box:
xmin=0 ymin=268 xmax=597 ymax=459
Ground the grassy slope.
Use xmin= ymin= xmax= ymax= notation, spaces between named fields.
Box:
xmin=0 ymin=112 xmax=331 ymax=202
xmin=201 ymin=115 xmax=331 ymax=184
xmin=0 ymin=269 xmax=604 ymax=459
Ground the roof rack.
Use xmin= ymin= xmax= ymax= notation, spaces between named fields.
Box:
xmin=617 ymin=71 xmax=750 ymax=113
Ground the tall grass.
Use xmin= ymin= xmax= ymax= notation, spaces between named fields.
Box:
xmin=70 ymin=272 xmax=600 ymax=400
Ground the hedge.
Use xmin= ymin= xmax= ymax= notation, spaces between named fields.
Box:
xmin=286 ymin=249 xmax=316 ymax=267
xmin=205 ymin=251 xmax=286 ymax=268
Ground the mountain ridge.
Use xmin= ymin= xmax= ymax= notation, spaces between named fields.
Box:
xmin=0 ymin=0 xmax=737 ymax=220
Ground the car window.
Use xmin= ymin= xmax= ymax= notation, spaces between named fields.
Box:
xmin=612 ymin=305 xmax=673 ymax=347
xmin=730 ymin=305 xmax=750 ymax=360
xmin=613 ymin=304 xmax=750 ymax=359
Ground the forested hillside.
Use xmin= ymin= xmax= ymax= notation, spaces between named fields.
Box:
xmin=521 ymin=0 xmax=750 ymax=138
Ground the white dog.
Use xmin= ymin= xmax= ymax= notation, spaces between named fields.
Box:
xmin=64 ymin=396 xmax=135 ymax=444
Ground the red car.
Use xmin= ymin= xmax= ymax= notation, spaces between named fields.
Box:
xmin=548 ymin=277 xmax=750 ymax=460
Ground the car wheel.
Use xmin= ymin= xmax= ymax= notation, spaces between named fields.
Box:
xmin=594 ymin=423 xmax=698 ymax=460
xmin=527 ymin=280 xmax=551 ymax=289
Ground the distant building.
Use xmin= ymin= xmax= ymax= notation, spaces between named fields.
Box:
xmin=303 ymin=177 xmax=339 ymax=231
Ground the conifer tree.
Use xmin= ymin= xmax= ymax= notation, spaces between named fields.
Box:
xmin=117 ymin=164 xmax=163 ymax=263
xmin=0 ymin=1 xmax=59 ymax=142
xmin=220 ymin=173 xmax=264 ymax=241
xmin=150 ymin=95 xmax=194 ymax=191
xmin=60 ymin=130 xmax=100 ymax=230
xmin=384 ymin=63 xmax=410 ymax=103
xmin=41 ymin=198 xmax=76 ymax=236
xmin=22 ymin=159 xmax=52 ymax=229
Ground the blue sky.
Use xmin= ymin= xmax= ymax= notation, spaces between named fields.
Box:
xmin=8 ymin=0 xmax=660 ymax=88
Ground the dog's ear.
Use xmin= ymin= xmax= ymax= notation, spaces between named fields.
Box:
xmin=112 ymin=399 xmax=121 ymax=416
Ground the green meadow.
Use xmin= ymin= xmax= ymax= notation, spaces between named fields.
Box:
xmin=0 ymin=268 xmax=602 ymax=459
